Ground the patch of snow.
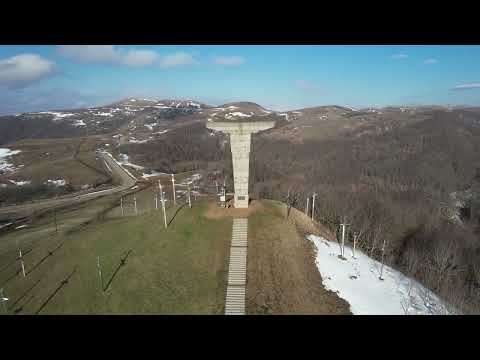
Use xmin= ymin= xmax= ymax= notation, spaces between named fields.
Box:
xmin=306 ymin=235 xmax=453 ymax=315
xmin=9 ymin=180 xmax=31 ymax=186
xmin=92 ymin=112 xmax=113 ymax=117
xmin=72 ymin=120 xmax=86 ymax=127
xmin=154 ymin=105 xmax=172 ymax=109
xmin=45 ymin=179 xmax=66 ymax=186
xmin=142 ymin=170 xmax=170 ymax=178
xmin=144 ymin=123 xmax=158 ymax=131
xmin=0 ymin=148 xmax=22 ymax=173
xmin=187 ymin=101 xmax=201 ymax=108
xmin=178 ymin=173 xmax=202 ymax=186
xmin=153 ymin=130 xmax=169 ymax=135
xmin=38 ymin=112 xmax=76 ymax=121
xmin=15 ymin=225 xmax=28 ymax=229
xmin=225 ymin=112 xmax=252 ymax=119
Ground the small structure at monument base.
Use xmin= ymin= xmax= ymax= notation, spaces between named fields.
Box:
xmin=207 ymin=121 xmax=275 ymax=208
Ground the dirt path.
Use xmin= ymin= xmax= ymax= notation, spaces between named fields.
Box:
xmin=246 ymin=200 xmax=351 ymax=314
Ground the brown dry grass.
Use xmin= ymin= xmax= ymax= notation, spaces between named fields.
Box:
xmin=246 ymin=200 xmax=351 ymax=315
xmin=204 ymin=199 xmax=266 ymax=220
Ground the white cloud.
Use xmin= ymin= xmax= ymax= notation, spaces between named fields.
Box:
xmin=213 ymin=56 xmax=246 ymax=66
xmin=424 ymin=58 xmax=438 ymax=64
xmin=451 ymin=83 xmax=480 ymax=91
xmin=296 ymin=80 xmax=321 ymax=92
xmin=121 ymin=50 xmax=159 ymax=67
xmin=391 ymin=53 xmax=408 ymax=60
xmin=0 ymin=54 xmax=57 ymax=89
xmin=57 ymin=45 xmax=119 ymax=63
xmin=159 ymin=52 xmax=194 ymax=68
xmin=58 ymin=46 xmax=192 ymax=69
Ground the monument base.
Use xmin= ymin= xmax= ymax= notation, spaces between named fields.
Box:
xmin=234 ymin=195 xmax=249 ymax=208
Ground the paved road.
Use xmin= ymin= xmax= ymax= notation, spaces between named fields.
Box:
xmin=0 ymin=152 xmax=137 ymax=220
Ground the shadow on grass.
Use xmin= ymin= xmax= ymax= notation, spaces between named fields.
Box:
xmin=103 ymin=250 xmax=132 ymax=292
xmin=25 ymin=241 xmax=64 ymax=276
xmin=11 ymin=277 xmax=42 ymax=314
xmin=0 ymin=268 xmax=22 ymax=288
xmin=168 ymin=203 xmax=187 ymax=227
xmin=0 ymin=248 xmax=33 ymax=274
xmin=35 ymin=266 xmax=77 ymax=315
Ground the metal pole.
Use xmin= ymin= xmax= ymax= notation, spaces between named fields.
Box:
xmin=341 ymin=217 xmax=346 ymax=258
xmin=97 ymin=256 xmax=104 ymax=291
xmin=0 ymin=288 xmax=8 ymax=314
xmin=159 ymin=181 xmax=167 ymax=229
xmin=353 ymin=232 xmax=357 ymax=259
xmin=215 ymin=180 xmax=218 ymax=194
xmin=134 ymin=195 xmax=138 ymax=214
xmin=171 ymin=174 xmax=176 ymax=206
xmin=311 ymin=193 xmax=316 ymax=221
xmin=19 ymin=249 xmax=26 ymax=277
xmin=305 ymin=197 xmax=310 ymax=216
xmin=155 ymin=194 xmax=158 ymax=210
xmin=120 ymin=196 xmax=124 ymax=216
xmin=187 ymin=184 xmax=192 ymax=208
xmin=379 ymin=238 xmax=386 ymax=280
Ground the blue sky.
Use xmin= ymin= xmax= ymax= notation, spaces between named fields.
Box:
xmin=0 ymin=45 xmax=479 ymax=114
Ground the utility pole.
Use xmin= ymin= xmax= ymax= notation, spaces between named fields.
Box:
xmin=19 ymin=249 xmax=26 ymax=278
xmin=187 ymin=184 xmax=192 ymax=208
xmin=305 ymin=197 xmax=310 ymax=216
xmin=353 ymin=232 xmax=358 ymax=259
xmin=155 ymin=194 xmax=158 ymax=210
xmin=311 ymin=192 xmax=317 ymax=221
xmin=97 ymin=256 xmax=104 ymax=292
xmin=159 ymin=180 xmax=167 ymax=229
xmin=120 ymin=196 xmax=124 ymax=216
xmin=0 ymin=288 xmax=8 ymax=314
xmin=340 ymin=216 xmax=350 ymax=259
xmin=171 ymin=174 xmax=176 ymax=206
xmin=379 ymin=238 xmax=386 ymax=280
xmin=134 ymin=195 xmax=138 ymax=215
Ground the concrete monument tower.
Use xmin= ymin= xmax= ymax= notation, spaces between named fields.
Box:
xmin=207 ymin=121 xmax=275 ymax=208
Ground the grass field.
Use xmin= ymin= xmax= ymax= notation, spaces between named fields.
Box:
xmin=0 ymin=198 xmax=231 ymax=314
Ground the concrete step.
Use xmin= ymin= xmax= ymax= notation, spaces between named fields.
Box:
xmin=225 ymin=218 xmax=248 ymax=315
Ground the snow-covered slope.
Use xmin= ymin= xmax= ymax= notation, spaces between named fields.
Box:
xmin=307 ymin=235 xmax=454 ymax=315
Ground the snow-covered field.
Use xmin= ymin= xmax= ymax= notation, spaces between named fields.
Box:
xmin=307 ymin=235 xmax=454 ymax=315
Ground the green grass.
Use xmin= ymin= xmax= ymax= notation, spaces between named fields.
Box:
xmin=0 ymin=199 xmax=231 ymax=314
